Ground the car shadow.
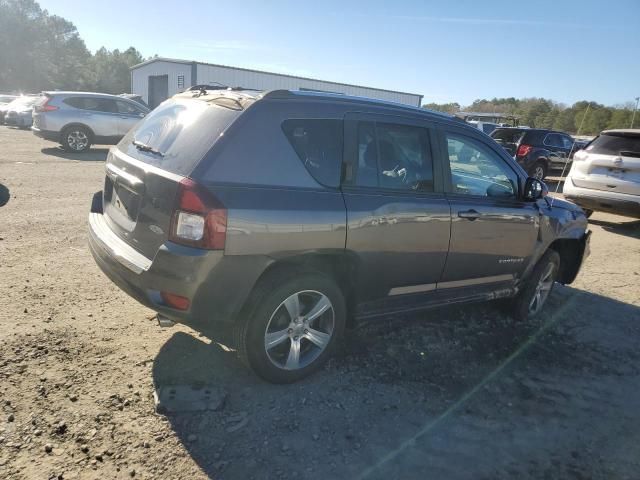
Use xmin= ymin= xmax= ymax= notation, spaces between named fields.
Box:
xmin=0 ymin=183 xmax=9 ymax=207
xmin=41 ymin=146 xmax=109 ymax=162
xmin=589 ymin=216 xmax=640 ymax=239
xmin=151 ymin=286 xmax=640 ymax=479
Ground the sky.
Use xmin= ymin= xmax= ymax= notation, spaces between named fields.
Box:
xmin=39 ymin=0 xmax=640 ymax=107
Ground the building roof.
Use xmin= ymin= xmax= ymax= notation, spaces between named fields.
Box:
xmin=131 ymin=57 xmax=423 ymax=101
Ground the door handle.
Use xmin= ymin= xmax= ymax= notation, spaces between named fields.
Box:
xmin=458 ymin=209 xmax=481 ymax=220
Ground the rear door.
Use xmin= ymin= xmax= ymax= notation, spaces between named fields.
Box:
xmin=342 ymin=113 xmax=451 ymax=303
xmin=544 ymin=133 xmax=571 ymax=167
xmin=439 ymin=127 xmax=539 ymax=293
xmin=572 ymin=132 xmax=640 ymax=195
xmin=66 ymin=97 xmax=119 ymax=138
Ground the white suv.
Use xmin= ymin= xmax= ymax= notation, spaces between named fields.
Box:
xmin=563 ymin=129 xmax=640 ymax=218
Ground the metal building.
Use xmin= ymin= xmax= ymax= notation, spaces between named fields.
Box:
xmin=130 ymin=57 xmax=423 ymax=108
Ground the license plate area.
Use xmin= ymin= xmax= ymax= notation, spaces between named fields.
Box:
xmin=104 ymin=176 xmax=140 ymax=232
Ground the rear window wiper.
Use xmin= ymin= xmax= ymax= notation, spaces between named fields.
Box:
xmin=133 ymin=140 xmax=164 ymax=157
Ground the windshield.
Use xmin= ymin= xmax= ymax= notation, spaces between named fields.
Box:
xmin=586 ymin=133 xmax=640 ymax=156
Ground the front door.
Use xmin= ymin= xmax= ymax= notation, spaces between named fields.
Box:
xmin=439 ymin=127 xmax=539 ymax=293
xmin=342 ymin=113 xmax=451 ymax=306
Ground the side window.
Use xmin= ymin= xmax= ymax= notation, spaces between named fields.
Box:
xmin=355 ymin=121 xmax=434 ymax=192
xmin=545 ymin=133 xmax=563 ymax=148
xmin=116 ymin=100 xmax=141 ymax=115
xmin=446 ymin=133 xmax=518 ymax=198
xmin=77 ymin=98 xmax=116 ymax=113
xmin=281 ymin=119 xmax=343 ymax=187
xmin=63 ymin=97 xmax=85 ymax=109
xmin=562 ymin=135 xmax=574 ymax=150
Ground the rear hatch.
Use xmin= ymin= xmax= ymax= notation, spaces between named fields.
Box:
xmin=571 ymin=131 xmax=640 ymax=196
xmin=490 ymin=128 xmax=526 ymax=156
xmin=101 ymin=93 xmax=248 ymax=259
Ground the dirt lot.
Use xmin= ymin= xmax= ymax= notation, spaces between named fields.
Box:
xmin=1 ymin=126 xmax=639 ymax=480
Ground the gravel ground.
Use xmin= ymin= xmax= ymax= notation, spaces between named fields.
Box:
xmin=1 ymin=126 xmax=639 ymax=480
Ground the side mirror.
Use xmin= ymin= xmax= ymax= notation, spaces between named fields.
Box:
xmin=523 ymin=177 xmax=548 ymax=201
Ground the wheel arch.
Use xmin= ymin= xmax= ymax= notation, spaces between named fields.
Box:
xmin=245 ymin=252 xmax=359 ymax=327
xmin=547 ymin=237 xmax=584 ymax=284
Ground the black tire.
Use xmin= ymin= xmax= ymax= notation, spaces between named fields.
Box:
xmin=61 ymin=126 xmax=92 ymax=152
xmin=235 ymin=270 xmax=346 ymax=383
xmin=511 ymin=250 xmax=560 ymax=322
xmin=529 ymin=161 xmax=547 ymax=181
xmin=583 ymin=209 xmax=593 ymax=218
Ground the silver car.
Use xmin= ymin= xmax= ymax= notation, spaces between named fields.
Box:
xmin=563 ymin=129 xmax=640 ymax=218
xmin=32 ymin=91 xmax=150 ymax=152
xmin=4 ymin=95 xmax=42 ymax=129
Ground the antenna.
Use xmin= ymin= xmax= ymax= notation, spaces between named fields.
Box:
xmin=550 ymin=102 xmax=591 ymax=208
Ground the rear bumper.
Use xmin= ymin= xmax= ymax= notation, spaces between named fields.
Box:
xmin=87 ymin=192 xmax=269 ymax=330
xmin=563 ymin=177 xmax=640 ymax=218
xmin=31 ymin=126 xmax=60 ymax=142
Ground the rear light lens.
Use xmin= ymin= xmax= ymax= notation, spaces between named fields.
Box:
xmin=35 ymin=97 xmax=58 ymax=112
xmin=516 ymin=144 xmax=533 ymax=157
xmin=160 ymin=291 xmax=190 ymax=310
xmin=169 ymin=178 xmax=227 ymax=250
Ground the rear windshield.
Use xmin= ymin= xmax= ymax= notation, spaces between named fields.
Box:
xmin=118 ymin=99 xmax=242 ymax=176
xmin=491 ymin=129 xmax=526 ymax=144
xmin=586 ymin=133 xmax=640 ymax=157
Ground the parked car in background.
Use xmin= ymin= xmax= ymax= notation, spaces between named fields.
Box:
xmin=32 ymin=92 xmax=150 ymax=152
xmin=490 ymin=127 xmax=577 ymax=180
xmin=118 ymin=93 xmax=148 ymax=108
xmin=88 ymin=88 xmax=590 ymax=383
xmin=4 ymin=95 xmax=42 ymax=129
xmin=563 ymin=129 xmax=640 ymax=218
xmin=1 ymin=95 xmax=41 ymax=128
xmin=0 ymin=94 xmax=18 ymax=106
xmin=1 ymin=95 xmax=27 ymax=123
xmin=468 ymin=120 xmax=499 ymax=135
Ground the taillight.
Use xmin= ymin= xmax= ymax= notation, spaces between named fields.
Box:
xmin=160 ymin=291 xmax=190 ymax=310
xmin=516 ymin=144 xmax=533 ymax=157
xmin=169 ymin=178 xmax=227 ymax=250
xmin=35 ymin=97 xmax=58 ymax=112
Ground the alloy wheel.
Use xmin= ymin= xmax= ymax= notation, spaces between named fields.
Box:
xmin=263 ymin=290 xmax=335 ymax=370
xmin=67 ymin=130 xmax=88 ymax=151
xmin=528 ymin=262 xmax=555 ymax=315
xmin=533 ymin=165 xmax=545 ymax=180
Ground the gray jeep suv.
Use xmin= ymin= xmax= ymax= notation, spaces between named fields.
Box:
xmin=88 ymin=88 xmax=590 ymax=383
xmin=32 ymin=91 xmax=150 ymax=152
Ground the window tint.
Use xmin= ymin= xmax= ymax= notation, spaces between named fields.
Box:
xmin=355 ymin=122 xmax=434 ymax=192
xmin=491 ymin=129 xmax=526 ymax=145
xmin=561 ymin=135 xmax=574 ymax=150
xmin=64 ymin=97 xmax=117 ymax=113
xmin=446 ymin=133 xmax=517 ymax=198
xmin=116 ymin=100 xmax=142 ymax=115
xmin=586 ymin=133 xmax=640 ymax=156
xmin=544 ymin=133 xmax=564 ymax=148
xmin=282 ymin=119 xmax=343 ymax=187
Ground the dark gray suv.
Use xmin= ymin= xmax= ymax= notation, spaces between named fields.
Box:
xmin=88 ymin=88 xmax=590 ymax=383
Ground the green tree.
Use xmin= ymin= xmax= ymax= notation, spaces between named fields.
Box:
xmin=89 ymin=47 xmax=144 ymax=94
xmin=423 ymin=102 xmax=460 ymax=113
xmin=0 ymin=0 xmax=91 ymax=92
